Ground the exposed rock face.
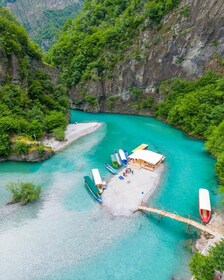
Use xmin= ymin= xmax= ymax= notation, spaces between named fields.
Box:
xmin=0 ymin=48 xmax=59 ymax=88
xmin=69 ymin=0 xmax=224 ymax=115
xmin=7 ymin=149 xmax=54 ymax=162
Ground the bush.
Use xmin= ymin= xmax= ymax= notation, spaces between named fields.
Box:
xmin=13 ymin=142 xmax=30 ymax=155
xmin=7 ymin=182 xmax=41 ymax=205
xmin=0 ymin=133 xmax=10 ymax=157
xmin=190 ymin=240 xmax=224 ymax=280
xmin=52 ymin=127 xmax=65 ymax=141
xmin=45 ymin=111 xmax=67 ymax=132
xmin=37 ymin=144 xmax=46 ymax=156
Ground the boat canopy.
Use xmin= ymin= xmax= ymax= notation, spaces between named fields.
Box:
xmin=199 ymin=188 xmax=211 ymax=211
xmin=111 ymin=154 xmax=117 ymax=162
xmin=119 ymin=149 xmax=126 ymax=160
xmin=92 ymin=169 xmax=102 ymax=186
xmin=84 ymin=176 xmax=100 ymax=195
xmin=129 ymin=150 xmax=164 ymax=165
xmin=132 ymin=143 xmax=148 ymax=153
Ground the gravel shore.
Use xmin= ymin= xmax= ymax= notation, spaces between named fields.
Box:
xmin=103 ymin=165 xmax=164 ymax=216
xmin=43 ymin=122 xmax=102 ymax=152
xmin=195 ymin=212 xmax=224 ymax=255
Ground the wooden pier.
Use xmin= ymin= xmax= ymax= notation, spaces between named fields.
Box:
xmin=138 ymin=206 xmax=224 ymax=236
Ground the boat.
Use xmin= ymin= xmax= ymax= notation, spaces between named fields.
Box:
xmin=83 ymin=176 xmax=102 ymax=203
xmin=91 ymin=169 xmax=103 ymax=193
xmin=111 ymin=154 xmax=119 ymax=168
xmin=199 ymin=188 xmax=211 ymax=223
xmin=114 ymin=150 xmax=122 ymax=166
xmin=118 ymin=149 xmax=127 ymax=166
xmin=104 ymin=163 xmax=118 ymax=175
xmin=124 ymin=150 xmax=129 ymax=159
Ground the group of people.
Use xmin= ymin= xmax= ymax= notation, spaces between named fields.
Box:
xmin=123 ymin=167 xmax=134 ymax=177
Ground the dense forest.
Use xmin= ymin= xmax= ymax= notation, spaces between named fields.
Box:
xmin=47 ymin=0 xmax=180 ymax=87
xmin=0 ymin=8 xmax=69 ymax=158
xmin=155 ymin=71 xmax=224 ymax=195
xmin=0 ymin=0 xmax=84 ymax=51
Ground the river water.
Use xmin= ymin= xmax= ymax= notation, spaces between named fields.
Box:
xmin=0 ymin=111 xmax=221 ymax=280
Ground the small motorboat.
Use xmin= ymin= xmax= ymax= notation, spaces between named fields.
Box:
xmin=115 ymin=150 xmax=122 ymax=166
xmin=84 ymin=176 xmax=102 ymax=203
xmin=104 ymin=163 xmax=117 ymax=175
xmin=111 ymin=154 xmax=119 ymax=168
xmin=118 ymin=149 xmax=127 ymax=166
xmin=92 ymin=168 xmax=103 ymax=194
xmin=199 ymin=188 xmax=211 ymax=223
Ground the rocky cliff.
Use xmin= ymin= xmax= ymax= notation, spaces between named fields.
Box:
xmin=69 ymin=0 xmax=224 ymax=115
xmin=2 ymin=0 xmax=84 ymax=50
xmin=0 ymin=8 xmax=69 ymax=162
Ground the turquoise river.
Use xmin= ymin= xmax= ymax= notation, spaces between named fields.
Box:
xmin=0 ymin=111 xmax=222 ymax=280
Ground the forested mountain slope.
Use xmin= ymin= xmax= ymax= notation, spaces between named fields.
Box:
xmin=0 ymin=8 xmax=69 ymax=161
xmin=47 ymin=0 xmax=224 ymax=115
xmin=0 ymin=0 xmax=84 ymax=50
xmin=47 ymin=0 xmax=224 ymax=192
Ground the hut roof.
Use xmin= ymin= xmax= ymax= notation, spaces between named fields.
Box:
xmin=129 ymin=150 xmax=164 ymax=165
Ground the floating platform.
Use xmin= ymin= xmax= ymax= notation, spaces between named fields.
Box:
xmin=132 ymin=144 xmax=148 ymax=153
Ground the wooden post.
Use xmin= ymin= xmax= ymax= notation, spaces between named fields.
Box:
xmin=186 ymin=223 xmax=190 ymax=233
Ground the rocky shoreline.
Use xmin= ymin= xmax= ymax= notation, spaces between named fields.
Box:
xmin=0 ymin=122 xmax=102 ymax=163
xmin=195 ymin=212 xmax=224 ymax=255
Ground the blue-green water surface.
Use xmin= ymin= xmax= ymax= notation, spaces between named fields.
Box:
xmin=0 ymin=111 xmax=221 ymax=280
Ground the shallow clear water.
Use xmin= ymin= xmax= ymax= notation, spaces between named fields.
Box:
xmin=0 ymin=111 xmax=221 ymax=280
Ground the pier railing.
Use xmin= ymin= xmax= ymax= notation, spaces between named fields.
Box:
xmin=138 ymin=205 xmax=224 ymax=236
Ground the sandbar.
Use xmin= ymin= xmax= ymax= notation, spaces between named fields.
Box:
xmin=103 ymin=165 xmax=164 ymax=216
xmin=43 ymin=122 xmax=102 ymax=152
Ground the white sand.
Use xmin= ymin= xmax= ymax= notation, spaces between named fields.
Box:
xmin=43 ymin=122 xmax=102 ymax=152
xmin=103 ymin=165 xmax=164 ymax=216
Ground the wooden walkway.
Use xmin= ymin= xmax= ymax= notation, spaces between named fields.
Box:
xmin=138 ymin=206 xmax=224 ymax=236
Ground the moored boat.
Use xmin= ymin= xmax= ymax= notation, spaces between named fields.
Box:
xmin=118 ymin=149 xmax=127 ymax=166
xmin=104 ymin=163 xmax=118 ymax=174
xmin=115 ymin=150 xmax=122 ymax=166
xmin=83 ymin=176 xmax=102 ymax=203
xmin=199 ymin=188 xmax=211 ymax=223
xmin=91 ymin=168 xmax=103 ymax=193
xmin=111 ymin=154 xmax=119 ymax=168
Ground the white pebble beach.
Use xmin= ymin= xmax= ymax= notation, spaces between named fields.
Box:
xmin=103 ymin=165 xmax=164 ymax=216
xmin=43 ymin=122 xmax=102 ymax=152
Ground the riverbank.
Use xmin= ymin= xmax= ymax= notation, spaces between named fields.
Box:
xmin=43 ymin=122 xmax=102 ymax=152
xmin=195 ymin=212 xmax=224 ymax=255
xmin=102 ymin=165 xmax=164 ymax=216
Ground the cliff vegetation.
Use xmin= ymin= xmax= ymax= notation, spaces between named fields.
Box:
xmin=155 ymin=71 xmax=224 ymax=194
xmin=0 ymin=8 xmax=69 ymax=161
xmin=47 ymin=0 xmax=179 ymax=87
xmin=0 ymin=0 xmax=84 ymax=51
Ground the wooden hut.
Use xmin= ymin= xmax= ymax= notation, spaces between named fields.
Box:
xmin=128 ymin=150 xmax=165 ymax=171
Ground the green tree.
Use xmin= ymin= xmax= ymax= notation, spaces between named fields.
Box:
xmin=45 ymin=111 xmax=67 ymax=132
xmin=0 ymin=133 xmax=10 ymax=157
xmin=190 ymin=240 xmax=224 ymax=280
xmin=52 ymin=127 xmax=65 ymax=141
xmin=7 ymin=182 xmax=42 ymax=205
xmin=13 ymin=142 xmax=30 ymax=155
